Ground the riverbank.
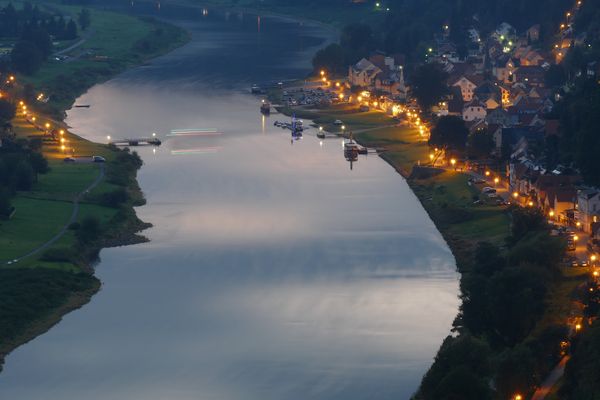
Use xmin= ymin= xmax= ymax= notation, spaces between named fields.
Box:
xmin=0 ymin=4 xmax=190 ymax=370
xmin=272 ymin=94 xmax=585 ymax=398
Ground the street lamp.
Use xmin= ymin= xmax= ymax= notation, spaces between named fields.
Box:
xmin=514 ymin=395 xmax=523 ymax=400
xmin=513 ymin=192 xmax=519 ymax=199
xmin=450 ymin=158 xmax=457 ymax=169
xmin=575 ymin=323 xmax=582 ymax=333
xmin=494 ymin=177 xmax=500 ymax=185
xmin=549 ymin=210 xmax=555 ymax=218
xmin=485 ymin=170 xmax=491 ymax=177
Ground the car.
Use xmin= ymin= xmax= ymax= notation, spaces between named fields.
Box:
xmin=468 ymin=177 xmax=486 ymax=184
xmin=572 ymin=260 xmax=581 ymax=268
xmin=93 ymin=156 xmax=106 ymax=163
xmin=333 ymin=120 xmax=343 ymax=126
xmin=581 ymin=260 xmax=589 ymax=268
xmin=482 ymin=187 xmax=497 ymax=194
xmin=63 ymin=157 xmax=76 ymax=163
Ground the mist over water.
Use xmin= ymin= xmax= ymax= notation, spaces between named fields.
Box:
xmin=0 ymin=4 xmax=459 ymax=399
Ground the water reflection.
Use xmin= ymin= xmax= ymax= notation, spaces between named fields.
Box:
xmin=0 ymin=5 xmax=459 ymax=400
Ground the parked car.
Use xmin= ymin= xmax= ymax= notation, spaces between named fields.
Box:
xmin=482 ymin=187 xmax=497 ymax=194
xmin=581 ymin=260 xmax=589 ymax=268
xmin=93 ymin=156 xmax=106 ymax=163
xmin=63 ymin=157 xmax=76 ymax=163
xmin=572 ymin=260 xmax=581 ymax=268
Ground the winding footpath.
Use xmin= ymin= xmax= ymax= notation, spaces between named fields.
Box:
xmin=4 ymin=164 xmax=105 ymax=265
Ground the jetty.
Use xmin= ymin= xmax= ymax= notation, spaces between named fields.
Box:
xmin=109 ymin=137 xmax=162 ymax=146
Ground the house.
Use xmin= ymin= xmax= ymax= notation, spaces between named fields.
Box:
xmin=514 ymin=66 xmax=545 ymax=86
xmin=487 ymin=107 xmax=517 ymax=127
xmin=474 ymin=82 xmax=502 ymax=110
xmin=463 ymin=99 xmax=487 ymax=122
xmin=509 ymin=158 xmax=542 ymax=196
xmin=544 ymin=188 xmax=577 ymax=221
xmin=446 ymin=86 xmax=464 ymax=116
xmin=497 ymin=127 xmax=544 ymax=155
xmin=578 ymin=189 xmax=600 ymax=234
xmin=526 ymin=25 xmax=541 ymax=42
xmin=533 ymin=174 xmax=581 ymax=207
xmin=493 ymin=56 xmax=519 ymax=83
xmin=348 ymin=58 xmax=382 ymax=88
xmin=493 ymin=22 xmax=517 ymax=42
xmin=452 ymin=75 xmax=484 ymax=101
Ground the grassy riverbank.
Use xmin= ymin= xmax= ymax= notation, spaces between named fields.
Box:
xmin=0 ymin=4 xmax=189 ymax=370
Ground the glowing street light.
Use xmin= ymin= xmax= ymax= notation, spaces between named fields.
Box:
xmin=485 ymin=170 xmax=491 ymax=177
xmin=528 ymin=201 xmax=534 ymax=207
xmin=573 ymin=235 xmax=579 ymax=242
xmin=107 ymin=135 xmax=111 ymax=141
xmin=59 ymin=129 xmax=64 ymax=136
xmin=514 ymin=395 xmax=523 ymax=400
xmin=450 ymin=158 xmax=457 ymax=169
xmin=575 ymin=323 xmax=582 ymax=333
xmin=549 ymin=210 xmax=555 ymax=218
xmin=513 ymin=192 xmax=519 ymax=199
xmin=320 ymin=70 xmax=325 ymax=77
xmin=494 ymin=177 xmax=500 ymax=185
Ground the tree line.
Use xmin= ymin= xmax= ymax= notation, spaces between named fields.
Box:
xmin=1 ymin=3 xmax=91 ymax=75
xmin=416 ymin=207 xmax=568 ymax=399
xmin=0 ymin=99 xmax=49 ymax=218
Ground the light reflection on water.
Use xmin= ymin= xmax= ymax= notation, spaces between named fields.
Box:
xmin=0 ymin=5 xmax=459 ymax=400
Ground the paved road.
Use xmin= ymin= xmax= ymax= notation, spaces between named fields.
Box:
xmin=4 ymin=164 xmax=105 ymax=265
xmin=531 ymin=356 xmax=570 ymax=400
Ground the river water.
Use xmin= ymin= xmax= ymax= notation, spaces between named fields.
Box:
xmin=0 ymin=4 xmax=459 ymax=399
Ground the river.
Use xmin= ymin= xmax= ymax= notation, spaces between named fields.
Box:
xmin=0 ymin=4 xmax=459 ymax=399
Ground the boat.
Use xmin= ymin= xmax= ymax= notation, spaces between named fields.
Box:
xmin=260 ymin=99 xmax=271 ymax=114
xmin=251 ymin=84 xmax=264 ymax=94
xmin=291 ymin=114 xmax=303 ymax=137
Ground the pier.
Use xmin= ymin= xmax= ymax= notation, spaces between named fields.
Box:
xmin=109 ymin=137 xmax=162 ymax=146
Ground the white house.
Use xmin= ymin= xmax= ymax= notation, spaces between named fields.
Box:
xmin=578 ymin=189 xmax=600 ymax=233
xmin=348 ymin=58 xmax=382 ymax=88
xmin=462 ymin=99 xmax=487 ymax=122
xmin=452 ymin=75 xmax=482 ymax=101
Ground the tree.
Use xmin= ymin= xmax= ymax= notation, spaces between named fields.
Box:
xmin=28 ymin=152 xmax=49 ymax=180
xmin=419 ymin=334 xmax=492 ymax=400
xmin=467 ymin=130 xmax=495 ymax=159
xmin=77 ymin=215 xmax=100 ymax=243
xmin=0 ymin=188 xmax=12 ymax=218
xmin=11 ymin=40 xmax=43 ymax=75
xmin=340 ymin=23 xmax=377 ymax=63
xmin=411 ymin=63 xmax=449 ymax=111
xmin=78 ymin=9 xmax=91 ymax=31
xmin=312 ymin=43 xmax=346 ymax=75
xmin=14 ymin=160 xmax=34 ymax=190
xmin=495 ymin=345 xmax=538 ymax=399
xmin=65 ymin=20 xmax=78 ymax=40
xmin=487 ymin=265 xmax=548 ymax=346
xmin=0 ymin=99 xmax=16 ymax=123
xmin=509 ymin=206 xmax=547 ymax=244
xmin=429 ymin=115 xmax=468 ymax=152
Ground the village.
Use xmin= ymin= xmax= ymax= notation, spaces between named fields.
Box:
xmin=279 ymin=1 xmax=600 ymax=271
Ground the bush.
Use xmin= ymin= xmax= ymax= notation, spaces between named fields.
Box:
xmin=77 ymin=215 xmax=100 ymax=243
xmin=41 ymin=247 xmax=75 ymax=262
xmin=99 ymin=188 xmax=128 ymax=208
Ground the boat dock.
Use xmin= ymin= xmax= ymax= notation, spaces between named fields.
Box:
xmin=109 ymin=137 xmax=162 ymax=146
